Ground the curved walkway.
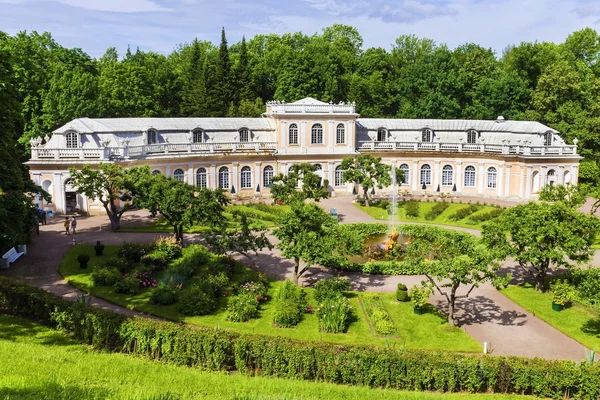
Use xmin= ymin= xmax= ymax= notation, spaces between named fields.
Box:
xmin=0 ymin=199 xmax=591 ymax=361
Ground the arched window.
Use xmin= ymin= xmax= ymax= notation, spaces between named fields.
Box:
xmin=377 ymin=128 xmax=387 ymax=142
xmin=239 ymin=128 xmax=250 ymax=143
xmin=147 ymin=129 xmax=158 ymax=145
xmin=487 ymin=167 xmax=497 ymax=189
xmin=240 ymin=166 xmax=252 ymax=189
xmin=420 ymin=164 xmax=431 ymax=186
xmin=173 ymin=168 xmax=185 ymax=182
xmin=336 ymin=124 xmax=345 ymax=144
xmin=311 ymin=124 xmax=323 ymax=144
xmin=442 ymin=165 xmax=453 ymax=186
xmin=467 ymin=129 xmax=478 ymax=144
xmin=544 ymin=132 xmax=553 ymax=146
xmin=314 ymin=164 xmax=322 ymax=171
xmin=289 ymin=124 xmax=299 ymax=145
xmin=64 ymin=178 xmax=75 ymax=187
xmin=65 ymin=132 xmax=78 ymax=149
xmin=547 ymin=169 xmax=556 ymax=185
xmin=263 ymin=166 xmax=274 ymax=188
xmin=421 ymin=129 xmax=433 ymax=142
xmin=151 ymin=170 xmax=161 ymax=176
xmin=399 ymin=163 xmax=410 ymax=185
xmin=335 ymin=165 xmax=344 ymax=187
xmin=464 ymin=166 xmax=476 ymax=187
xmin=196 ymin=167 xmax=207 ymax=189
xmin=218 ymin=167 xmax=230 ymax=189
xmin=193 ymin=129 xmax=203 ymax=143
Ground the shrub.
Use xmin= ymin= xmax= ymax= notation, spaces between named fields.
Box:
xmin=314 ymin=277 xmax=351 ymax=304
xmin=77 ymin=254 xmax=90 ymax=269
xmin=135 ymin=270 xmax=158 ymax=289
xmin=448 ymin=204 xmax=481 ymax=221
xmin=91 ymin=267 xmax=121 ymax=287
xmin=118 ymin=242 xmax=150 ymax=264
xmin=273 ymin=280 xmax=308 ymax=328
xmin=466 ymin=208 xmax=504 ymax=224
xmin=569 ymin=269 xmax=600 ymax=308
xmin=152 ymin=236 xmax=182 ymax=260
xmin=149 ymin=284 xmax=178 ymax=306
xmin=551 ymin=280 xmax=574 ymax=306
xmin=204 ymin=272 xmax=230 ymax=296
xmin=114 ymin=275 xmax=139 ymax=295
xmin=177 ymin=285 xmax=217 ymax=316
xmin=425 ymin=201 xmax=450 ymax=220
xmin=404 ymin=200 xmax=420 ymax=218
xmin=396 ymin=283 xmax=409 ymax=302
xmin=316 ymin=294 xmax=352 ymax=333
xmin=169 ymin=245 xmax=210 ymax=278
xmin=141 ymin=250 xmax=170 ymax=270
xmin=409 ymin=285 xmax=431 ymax=309
xmin=102 ymin=257 xmax=132 ymax=274
xmin=362 ymin=294 xmax=395 ymax=335
xmin=239 ymin=280 xmax=268 ymax=299
xmin=226 ymin=293 xmax=259 ymax=322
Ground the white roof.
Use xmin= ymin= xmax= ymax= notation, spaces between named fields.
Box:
xmin=290 ymin=97 xmax=328 ymax=105
xmin=53 ymin=117 xmax=275 ymax=134
xmin=356 ymin=118 xmax=558 ymax=134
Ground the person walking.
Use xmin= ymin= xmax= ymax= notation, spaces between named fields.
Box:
xmin=63 ymin=217 xmax=70 ymax=235
xmin=41 ymin=209 xmax=47 ymax=225
xmin=70 ymin=216 xmax=77 ymax=234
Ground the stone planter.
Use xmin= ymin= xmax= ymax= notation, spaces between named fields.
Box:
xmin=413 ymin=306 xmax=424 ymax=315
xmin=552 ymin=302 xmax=563 ymax=311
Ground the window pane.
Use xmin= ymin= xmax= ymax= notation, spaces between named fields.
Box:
xmin=487 ymin=168 xmax=497 ymax=189
xmin=241 ymin=166 xmax=252 ymax=188
xmin=420 ymin=165 xmax=431 ymax=185
xmin=218 ymin=167 xmax=230 ymax=189
xmin=399 ymin=164 xmax=409 ymax=185
xmin=263 ymin=166 xmax=274 ymax=187
xmin=336 ymin=124 xmax=345 ymax=144
xmin=173 ymin=169 xmax=185 ymax=182
xmin=335 ymin=166 xmax=344 ymax=186
xmin=196 ymin=168 xmax=207 ymax=189
xmin=311 ymin=124 xmax=323 ymax=144
xmin=464 ymin=166 xmax=476 ymax=187
xmin=289 ymin=124 xmax=298 ymax=145
xmin=442 ymin=165 xmax=453 ymax=186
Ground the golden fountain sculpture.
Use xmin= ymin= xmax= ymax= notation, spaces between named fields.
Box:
xmin=385 ymin=226 xmax=399 ymax=252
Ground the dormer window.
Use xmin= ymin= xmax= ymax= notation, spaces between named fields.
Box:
xmin=239 ymin=128 xmax=250 ymax=143
xmin=544 ymin=131 xmax=553 ymax=146
xmin=65 ymin=131 xmax=78 ymax=148
xmin=467 ymin=129 xmax=478 ymax=144
xmin=421 ymin=129 xmax=433 ymax=143
xmin=193 ymin=128 xmax=204 ymax=143
xmin=376 ymin=128 xmax=387 ymax=142
xmin=147 ymin=129 xmax=158 ymax=145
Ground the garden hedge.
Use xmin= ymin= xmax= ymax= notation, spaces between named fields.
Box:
xmin=0 ymin=276 xmax=599 ymax=398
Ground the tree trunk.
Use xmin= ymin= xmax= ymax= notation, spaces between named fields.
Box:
xmin=448 ymin=288 xmax=457 ymax=327
xmin=174 ymin=225 xmax=184 ymax=246
xmin=535 ymin=263 xmax=548 ymax=292
xmin=292 ymin=257 xmax=300 ymax=285
xmin=109 ymin=216 xmax=121 ymax=231
xmin=363 ymin=188 xmax=370 ymax=207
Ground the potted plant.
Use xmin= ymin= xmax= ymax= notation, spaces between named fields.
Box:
xmin=94 ymin=241 xmax=105 ymax=256
xmin=396 ymin=282 xmax=409 ymax=302
xmin=77 ymin=254 xmax=90 ymax=269
xmin=551 ymin=280 xmax=573 ymax=311
xmin=409 ymin=285 xmax=430 ymax=314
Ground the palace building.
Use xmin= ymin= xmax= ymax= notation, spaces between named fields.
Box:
xmin=26 ymin=97 xmax=580 ymax=215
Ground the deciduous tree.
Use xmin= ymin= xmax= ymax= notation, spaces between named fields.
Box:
xmin=340 ymin=155 xmax=403 ymax=206
xmin=270 ymin=163 xmax=328 ymax=203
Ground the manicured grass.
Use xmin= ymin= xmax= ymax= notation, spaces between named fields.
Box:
xmin=502 ymin=284 xmax=600 ymax=351
xmin=0 ymin=314 xmax=530 ymax=400
xmin=60 ymin=245 xmax=481 ymax=353
xmin=357 ymin=202 xmax=502 ymax=230
xmin=121 ymin=204 xmax=289 ymax=233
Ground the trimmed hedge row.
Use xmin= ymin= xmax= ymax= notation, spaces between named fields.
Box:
xmin=1 ymin=277 xmax=599 ymax=398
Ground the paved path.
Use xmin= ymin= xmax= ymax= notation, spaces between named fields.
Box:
xmin=0 ymin=199 xmax=591 ymax=361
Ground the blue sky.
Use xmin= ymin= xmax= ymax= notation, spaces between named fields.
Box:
xmin=1 ymin=0 xmax=599 ymax=58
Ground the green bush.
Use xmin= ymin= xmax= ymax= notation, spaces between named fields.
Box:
xmin=425 ymin=201 xmax=450 ymax=220
xmin=316 ymin=294 xmax=352 ymax=333
xmin=2 ymin=276 xmax=600 ymax=399
xmin=314 ymin=277 xmax=351 ymax=304
xmin=102 ymin=257 xmax=132 ymax=274
xmin=448 ymin=205 xmax=481 ymax=221
xmin=409 ymin=285 xmax=430 ymax=309
xmin=226 ymin=293 xmax=259 ymax=322
xmin=91 ymin=267 xmax=121 ymax=287
xmin=362 ymin=260 xmax=426 ymax=275
xmin=273 ymin=280 xmax=308 ymax=328
xmin=114 ymin=275 xmax=139 ymax=295
xmin=152 ymin=236 xmax=182 ymax=260
xmin=404 ymin=200 xmax=420 ymax=218
xmin=149 ymin=284 xmax=178 ymax=306
xmin=239 ymin=280 xmax=268 ymax=299
xmin=569 ymin=269 xmax=600 ymax=308
xmin=177 ymin=284 xmax=217 ymax=316
xmin=169 ymin=245 xmax=210 ymax=278
xmin=362 ymin=294 xmax=395 ymax=335
xmin=118 ymin=242 xmax=150 ymax=264
xmin=551 ymin=280 xmax=574 ymax=306
xmin=141 ymin=250 xmax=170 ymax=269
xmin=466 ymin=208 xmax=504 ymax=224
xmin=77 ymin=254 xmax=90 ymax=269
xmin=396 ymin=283 xmax=409 ymax=302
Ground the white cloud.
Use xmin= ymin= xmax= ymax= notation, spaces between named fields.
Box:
xmin=56 ymin=0 xmax=170 ymax=13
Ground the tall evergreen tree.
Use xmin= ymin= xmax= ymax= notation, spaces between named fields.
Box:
xmin=180 ymin=39 xmax=206 ymax=116
xmin=215 ymin=27 xmax=231 ymax=115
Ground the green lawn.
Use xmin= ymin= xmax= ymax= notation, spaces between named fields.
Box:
xmin=357 ymin=202 xmax=502 ymax=230
xmin=121 ymin=204 xmax=289 ymax=233
xmin=502 ymin=284 xmax=600 ymax=351
xmin=60 ymin=245 xmax=481 ymax=353
xmin=0 ymin=314 xmax=531 ymax=400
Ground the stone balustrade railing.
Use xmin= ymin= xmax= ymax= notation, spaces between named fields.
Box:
xmin=356 ymin=141 xmax=577 ymax=156
xmin=266 ymin=103 xmax=356 ymax=115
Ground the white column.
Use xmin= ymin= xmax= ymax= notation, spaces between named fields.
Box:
xmin=53 ymin=173 xmax=64 ymax=213
xmin=165 ymin=165 xmax=171 ymax=176
xmin=504 ymin=164 xmax=511 ymax=197
xmin=187 ymin=164 xmax=194 ymax=186
xmin=280 ymin=121 xmax=287 ymax=154
xmin=519 ymin=166 xmax=525 ymax=199
xmin=525 ymin=166 xmax=533 ymax=199
xmin=232 ymin=162 xmax=239 ymax=192
xmin=255 ymin=162 xmax=261 ymax=191
xmin=328 ymin=120 xmax=335 ymax=153
xmin=478 ymin=162 xmax=485 ymax=194
xmin=540 ymin=166 xmax=548 ymax=190
xmin=497 ymin=164 xmax=504 ymax=197
xmin=280 ymin=162 xmax=287 ymax=175
xmin=434 ymin=160 xmax=440 ymax=191
xmin=412 ymin=161 xmax=419 ymax=191
xmin=455 ymin=161 xmax=462 ymax=193
xmin=210 ymin=164 xmax=217 ymax=189
xmin=558 ymin=166 xmax=565 ymax=185
xmin=347 ymin=120 xmax=354 ymax=153
xmin=573 ymin=165 xmax=579 ymax=184
xmin=300 ymin=121 xmax=307 ymax=154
